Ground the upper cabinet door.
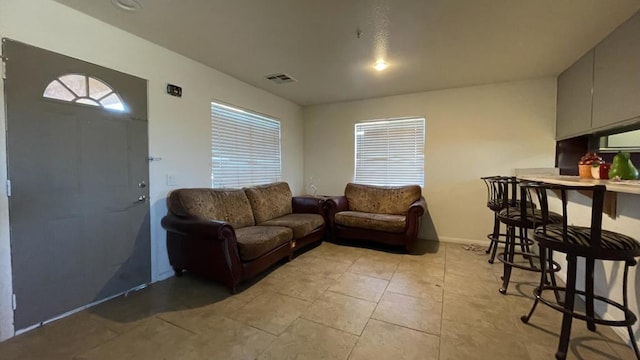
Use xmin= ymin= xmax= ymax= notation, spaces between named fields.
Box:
xmin=556 ymin=49 xmax=594 ymax=140
xmin=593 ymin=12 xmax=640 ymax=130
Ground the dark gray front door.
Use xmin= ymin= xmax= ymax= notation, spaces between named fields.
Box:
xmin=3 ymin=39 xmax=150 ymax=329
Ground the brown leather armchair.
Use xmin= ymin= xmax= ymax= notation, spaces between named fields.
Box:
xmin=324 ymin=183 xmax=426 ymax=252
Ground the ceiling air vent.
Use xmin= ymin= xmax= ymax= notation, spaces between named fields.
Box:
xmin=265 ymin=73 xmax=297 ymax=84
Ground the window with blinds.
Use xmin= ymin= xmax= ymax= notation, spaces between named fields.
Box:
xmin=211 ymin=102 xmax=282 ymax=188
xmin=354 ymin=117 xmax=425 ymax=187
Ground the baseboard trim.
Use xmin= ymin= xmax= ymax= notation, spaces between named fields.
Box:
xmin=435 ymin=236 xmax=488 ymax=247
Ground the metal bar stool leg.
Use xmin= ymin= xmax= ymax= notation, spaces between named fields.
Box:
xmin=556 ymin=255 xmax=578 ymax=360
xmin=488 ymin=214 xmax=500 ymax=263
xmin=521 ymin=243 xmax=547 ymax=324
xmin=585 ymin=258 xmax=596 ymax=332
xmin=499 ymin=226 xmax=515 ymax=294
xmin=547 ymin=249 xmax=563 ymax=306
xmin=623 ymin=260 xmax=640 ymax=359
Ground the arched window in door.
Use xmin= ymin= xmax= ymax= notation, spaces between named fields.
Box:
xmin=43 ymin=74 xmax=125 ymax=111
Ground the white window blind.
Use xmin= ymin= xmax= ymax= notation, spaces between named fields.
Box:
xmin=211 ymin=102 xmax=282 ymax=188
xmin=354 ymin=117 xmax=425 ymax=187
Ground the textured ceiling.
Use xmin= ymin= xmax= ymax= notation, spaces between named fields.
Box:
xmin=54 ymin=0 xmax=640 ymax=106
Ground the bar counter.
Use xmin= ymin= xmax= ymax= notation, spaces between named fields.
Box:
xmin=516 ymin=175 xmax=640 ymax=218
xmin=518 ymin=175 xmax=640 ymax=195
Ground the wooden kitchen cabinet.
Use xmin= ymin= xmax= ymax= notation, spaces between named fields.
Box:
xmin=556 ymin=49 xmax=594 ymax=140
xmin=592 ymin=12 xmax=640 ymax=130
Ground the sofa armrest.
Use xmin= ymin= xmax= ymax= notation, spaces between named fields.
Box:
xmin=408 ymin=196 xmax=426 ymax=218
xmin=323 ymin=196 xmax=348 ymax=233
xmin=324 ymin=196 xmax=349 ymax=214
xmin=292 ymin=196 xmax=324 ymax=214
xmin=161 ymin=214 xmax=235 ymax=241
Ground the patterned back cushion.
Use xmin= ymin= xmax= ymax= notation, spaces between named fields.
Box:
xmin=345 ymin=183 xmax=422 ymax=215
xmin=168 ymin=188 xmax=255 ymax=228
xmin=244 ymin=182 xmax=293 ymax=223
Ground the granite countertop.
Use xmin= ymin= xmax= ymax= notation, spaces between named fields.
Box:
xmin=518 ymin=175 xmax=640 ymax=195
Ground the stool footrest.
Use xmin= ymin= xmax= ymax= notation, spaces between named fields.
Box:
xmin=497 ymin=252 xmax=561 ymax=273
xmin=535 ymin=285 xmax=638 ymax=327
xmin=487 ymin=233 xmax=534 ymax=246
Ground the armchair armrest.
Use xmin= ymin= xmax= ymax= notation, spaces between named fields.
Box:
xmin=324 ymin=196 xmax=349 ymax=215
xmin=408 ymin=196 xmax=426 ymax=218
xmin=323 ymin=196 xmax=348 ymax=236
xmin=292 ymin=196 xmax=324 ymax=214
xmin=161 ymin=214 xmax=235 ymax=241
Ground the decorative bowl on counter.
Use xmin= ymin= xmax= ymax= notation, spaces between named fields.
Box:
xmin=579 ymin=152 xmax=603 ymax=179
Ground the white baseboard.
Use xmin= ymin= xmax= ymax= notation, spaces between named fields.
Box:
xmin=435 ymin=236 xmax=488 ymax=247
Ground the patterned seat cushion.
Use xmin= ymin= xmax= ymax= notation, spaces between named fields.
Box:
xmin=259 ymin=213 xmax=324 ymax=239
xmin=335 ymin=211 xmax=406 ymax=233
xmin=487 ymin=199 xmax=535 ymax=211
xmin=235 ymin=226 xmax=293 ymax=261
xmin=536 ymin=224 xmax=640 ymax=251
xmin=498 ymin=208 xmax=563 ymax=226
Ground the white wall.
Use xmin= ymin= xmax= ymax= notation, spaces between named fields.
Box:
xmin=303 ymin=78 xmax=558 ymax=244
xmin=0 ymin=0 xmax=303 ymax=340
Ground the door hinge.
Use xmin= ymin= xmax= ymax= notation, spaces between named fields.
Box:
xmin=6 ymin=179 xmax=11 ymax=197
xmin=12 ymin=294 xmax=16 ymax=311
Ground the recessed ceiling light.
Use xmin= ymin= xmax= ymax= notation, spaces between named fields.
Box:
xmin=374 ymin=60 xmax=388 ymax=71
xmin=111 ymin=0 xmax=142 ymax=12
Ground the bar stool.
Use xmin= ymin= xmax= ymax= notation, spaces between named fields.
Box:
xmin=481 ymin=176 xmax=512 ymax=263
xmin=496 ymin=178 xmax=562 ymax=295
xmin=520 ymin=183 xmax=640 ymax=360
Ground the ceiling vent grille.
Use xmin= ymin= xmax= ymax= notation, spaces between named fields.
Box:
xmin=265 ymin=73 xmax=297 ymax=84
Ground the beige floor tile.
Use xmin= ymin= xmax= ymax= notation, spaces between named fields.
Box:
xmin=86 ymin=277 xmax=232 ymax=334
xmin=439 ymin=318 xmax=531 ymax=360
xmin=4 ymin=239 xmax=637 ymax=360
xmin=524 ymin=329 xmax=630 ymax=360
xmin=444 ymin=273 xmax=501 ymax=299
xmin=228 ymin=291 xmax=311 ymax=335
xmin=287 ymin=254 xmax=351 ymax=280
xmin=157 ymin=296 xmax=249 ymax=333
xmin=312 ymin=242 xmax=366 ymax=264
xmin=329 ymin=272 xmax=389 ymax=302
xmin=396 ymin=258 xmax=445 ymax=280
xmin=262 ymin=266 xmax=335 ymax=301
xmin=349 ymin=319 xmax=439 ymax=360
xmin=258 ymin=318 xmax=358 ymax=360
xmin=302 ymin=291 xmax=377 ymax=335
xmin=171 ymin=315 xmax=276 ymax=360
xmin=74 ymin=317 xmax=194 ymax=360
xmin=0 ymin=311 xmax=118 ymax=360
xmin=387 ymin=272 xmax=444 ymax=300
xmin=347 ymin=256 xmax=399 ymax=280
xmin=372 ymin=292 xmax=442 ymax=335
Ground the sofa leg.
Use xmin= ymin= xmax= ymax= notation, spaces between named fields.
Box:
xmin=173 ymin=267 xmax=184 ymax=277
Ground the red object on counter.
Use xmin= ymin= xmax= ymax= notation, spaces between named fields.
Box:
xmin=599 ymin=163 xmax=611 ymax=179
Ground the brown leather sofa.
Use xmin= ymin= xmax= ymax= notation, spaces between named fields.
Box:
xmin=161 ymin=182 xmax=325 ymax=292
xmin=324 ymin=183 xmax=425 ymax=252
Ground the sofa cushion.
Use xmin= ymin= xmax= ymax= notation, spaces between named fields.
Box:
xmin=345 ymin=183 xmax=421 ymax=215
xmin=235 ymin=226 xmax=293 ymax=261
xmin=168 ymin=188 xmax=255 ymax=228
xmin=335 ymin=211 xmax=406 ymax=233
xmin=260 ymin=213 xmax=324 ymax=239
xmin=244 ymin=182 xmax=293 ymax=223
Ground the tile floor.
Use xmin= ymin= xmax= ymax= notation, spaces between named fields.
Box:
xmin=0 ymin=240 xmax=636 ymax=360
